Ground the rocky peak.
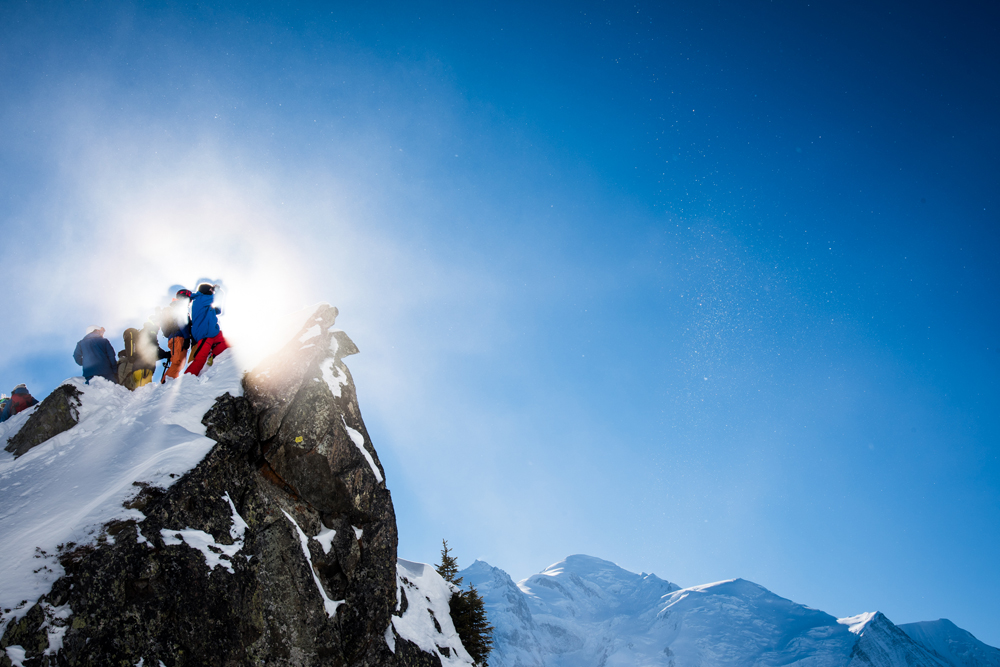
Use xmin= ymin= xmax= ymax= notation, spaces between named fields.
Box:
xmin=4 ymin=384 xmax=81 ymax=458
xmin=0 ymin=304 xmax=445 ymax=667
xmin=239 ymin=303 xmax=398 ymax=662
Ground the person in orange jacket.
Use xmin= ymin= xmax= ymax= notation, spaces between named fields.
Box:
xmin=160 ymin=288 xmax=193 ymax=381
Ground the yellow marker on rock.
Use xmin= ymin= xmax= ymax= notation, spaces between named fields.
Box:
xmin=295 ymin=436 xmax=304 ymax=443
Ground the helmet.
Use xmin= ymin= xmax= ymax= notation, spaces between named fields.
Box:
xmin=197 ymin=283 xmax=215 ymax=295
xmin=176 ymin=288 xmax=193 ymax=299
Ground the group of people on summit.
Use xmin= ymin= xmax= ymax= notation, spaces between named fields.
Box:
xmin=0 ymin=283 xmax=228 ymax=424
xmin=75 ymin=283 xmax=229 ymax=386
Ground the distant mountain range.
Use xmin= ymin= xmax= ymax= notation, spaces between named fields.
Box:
xmin=460 ymin=555 xmax=999 ymax=667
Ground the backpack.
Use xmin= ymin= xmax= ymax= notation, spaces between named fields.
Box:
xmin=117 ymin=353 xmax=136 ymax=389
xmin=122 ymin=328 xmax=140 ymax=363
xmin=10 ymin=391 xmax=36 ymax=414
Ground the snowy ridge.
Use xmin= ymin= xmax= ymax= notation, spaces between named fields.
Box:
xmin=462 ymin=556 xmax=998 ymax=667
xmin=0 ymin=355 xmax=243 ymax=634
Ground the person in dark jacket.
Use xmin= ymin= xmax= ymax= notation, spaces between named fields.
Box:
xmin=73 ymin=326 xmax=118 ymax=383
xmin=160 ymin=288 xmax=192 ymax=381
xmin=185 ymin=283 xmax=229 ymax=376
xmin=0 ymin=384 xmax=38 ymax=422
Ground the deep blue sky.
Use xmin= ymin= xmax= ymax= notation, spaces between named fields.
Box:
xmin=1 ymin=0 xmax=998 ymax=646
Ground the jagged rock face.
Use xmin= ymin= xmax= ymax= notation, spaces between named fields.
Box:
xmin=0 ymin=306 xmax=429 ymax=667
xmin=242 ymin=305 xmax=400 ymax=661
xmin=4 ymin=384 xmax=81 ymax=457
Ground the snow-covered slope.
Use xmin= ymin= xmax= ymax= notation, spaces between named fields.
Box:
xmin=0 ymin=357 xmax=242 ymax=633
xmin=389 ymin=559 xmax=476 ymax=666
xmin=462 ymin=556 xmax=997 ymax=667
xmin=653 ymin=578 xmax=859 ymax=667
xmin=900 ymin=619 xmax=1000 ymax=667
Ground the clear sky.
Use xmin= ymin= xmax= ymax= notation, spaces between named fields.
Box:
xmin=1 ymin=0 xmax=998 ymax=647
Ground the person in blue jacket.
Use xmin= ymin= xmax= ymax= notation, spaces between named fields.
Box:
xmin=73 ymin=326 xmax=119 ymax=383
xmin=185 ymin=283 xmax=229 ymax=376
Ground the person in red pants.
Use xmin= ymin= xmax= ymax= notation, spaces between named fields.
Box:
xmin=185 ymin=283 xmax=229 ymax=376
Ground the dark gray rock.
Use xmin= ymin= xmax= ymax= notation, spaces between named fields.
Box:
xmin=0 ymin=306 xmax=435 ymax=667
xmin=244 ymin=305 xmax=398 ymax=663
xmin=4 ymin=384 xmax=82 ymax=458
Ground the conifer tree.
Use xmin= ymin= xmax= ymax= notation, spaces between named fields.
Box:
xmin=436 ymin=540 xmax=495 ymax=667
xmin=436 ymin=539 xmax=462 ymax=586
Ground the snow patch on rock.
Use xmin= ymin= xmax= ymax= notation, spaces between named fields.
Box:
xmin=160 ymin=492 xmax=248 ymax=574
xmin=4 ymin=645 xmax=26 ymax=667
xmin=315 ymin=524 xmax=336 ymax=554
xmin=321 ymin=358 xmax=348 ymax=398
xmin=342 ymin=417 xmax=382 ymax=483
xmin=282 ymin=509 xmax=344 ymax=617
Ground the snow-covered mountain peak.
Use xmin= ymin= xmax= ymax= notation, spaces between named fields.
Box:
xmin=462 ymin=559 xmax=499 ymax=579
xmin=519 ymin=554 xmax=680 ymax=619
xmin=533 ymin=554 xmax=668 ymax=585
xmin=468 ymin=556 xmax=997 ymax=667
xmin=666 ymin=577 xmax=778 ymax=601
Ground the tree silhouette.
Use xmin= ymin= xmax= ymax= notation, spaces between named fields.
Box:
xmin=436 ymin=540 xmax=494 ymax=667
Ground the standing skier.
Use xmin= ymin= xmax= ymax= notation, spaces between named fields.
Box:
xmin=160 ymin=288 xmax=193 ymax=381
xmin=73 ymin=326 xmax=118 ymax=383
xmin=185 ymin=283 xmax=229 ymax=376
